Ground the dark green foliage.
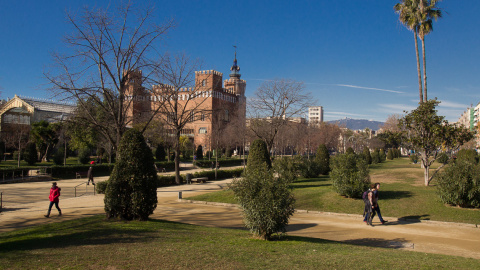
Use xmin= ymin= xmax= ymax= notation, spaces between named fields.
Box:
xmin=78 ymin=148 xmax=90 ymax=164
xmin=95 ymin=180 xmax=108 ymax=194
xmin=274 ymin=157 xmax=301 ymax=181
xmin=371 ymin=151 xmax=380 ymax=164
xmin=229 ymin=163 xmax=295 ymax=240
xmin=226 ymin=148 xmax=233 ymax=158
xmin=330 ymin=153 xmax=371 ymax=198
xmin=362 ymin=146 xmax=372 ymax=165
xmin=346 ymin=147 xmax=355 ymax=155
xmin=315 ymin=144 xmax=330 ymax=175
xmin=49 ymin=164 xmax=114 ymax=179
xmin=409 ymin=154 xmax=419 ymax=164
xmin=23 ymin=142 xmax=37 ymax=166
xmin=437 ymin=152 xmax=449 ymax=164
xmin=0 ymin=141 xmax=4 ymax=163
xmin=394 ymin=148 xmax=401 ymax=158
xmin=13 ymin=151 xmax=21 ymax=162
xmin=387 ymin=149 xmax=394 ymax=160
xmin=298 ymin=158 xmax=320 ymax=178
xmin=196 ymin=145 xmax=203 ymax=160
xmin=196 ymin=158 xmax=244 ymax=168
xmin=379 ymin=149 xmax=386 ymax=162
xmin=456 ymin=149 xmax=478 ymax=164
xmin=247 ymin=139 xmax=271 ymax=171
xmin=104 ymin=129 xmax=158 ymax=221
xmin=436 ymin=160 xmax=480 ymax=208
xmin=52 ymin=147 xmax=64 ymax=165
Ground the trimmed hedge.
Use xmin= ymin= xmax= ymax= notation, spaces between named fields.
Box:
xmin=50 ymin=164 xmax=115 ymax=179
xmin=196 ymin=158 xmax=244 ymax=168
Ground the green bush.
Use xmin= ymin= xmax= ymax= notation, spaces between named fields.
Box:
xmin=13 ymin=151 xmax=22 ymax=162
xmin=196 ymin=158 xmax=243 ymax=168
xmin=437 ymin=152 xmax=449 ymax=164
xmin=104 ymin=129 xmax=158 ymax=221
xmin=295 ymin=156 xmax=319 ymax=178
xmin=23 ymin=142 xmax=37 ymax=166
xmin=362 ymin=146 xmax=372 ymax=165
xmin=371 ymin=151 xmax=380 ymax=164
xmin=196 ymin=145 xmax=203 ymax=160
xmin=436 ymin=160 xmax=480 ymax=208
xmin=50 ymin=164 xmax=114 ymax=179
xmin=229 ymin=163 xmax=295 ymax=240
xmin=78 ymin=148 xmax=90 ymax=164
xmin=387 ymin=149 xmax=394 ymax=160
xmin=346 ymin=147 xmax=355 ymax=155
xmin=315 ymin=144 xmax=330 ymax=175
xmin=95 ymin=180 xmax=108 ymax=194
xmin=394 ymin=148 xmax=401 ymax=158
xmin=379 ymin=149 xmax=386 ymax=162
xmin=247 ymin=139 xmax=271 ymax=172
xmin=155 ymin=144 xmax=166 ymax=161
xmin=330 ymin=153 xmax=371 ymax=198
xmin=456 ymin=149 xmax=478 ymax=164
xmin=52 ymin=148 xmax=64 ymax=166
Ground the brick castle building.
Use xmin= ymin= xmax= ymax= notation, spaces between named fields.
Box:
xmin=126 ymin=53 xmax=246 ymax=151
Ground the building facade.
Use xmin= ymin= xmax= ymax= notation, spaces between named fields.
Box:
xmin=126 ymin=54 xmax=247 ymax=151
xmin=308 ymin=106 xmax=324 ymax=124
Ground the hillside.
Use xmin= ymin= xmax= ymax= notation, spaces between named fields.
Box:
xmin=327 ymin=118 xmax=384 ymax=131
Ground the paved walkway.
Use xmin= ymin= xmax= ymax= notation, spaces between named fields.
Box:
xmin=1 ymin=167 xmax=479 ymax=260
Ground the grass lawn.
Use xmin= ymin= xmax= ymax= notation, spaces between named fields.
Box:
xmin=188 ymin=157 xmax=480 ymax=224
xmin=1 ymin=215 xmax=479 ymax=269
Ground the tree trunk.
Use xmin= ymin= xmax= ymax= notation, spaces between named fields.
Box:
xmin=175 ymin=131 xmax=181 ymax=185
xmin=414 ymin=29 xmax=423 ymax=103
xmin=421 ymin=36 xmax=427 ymax=102
xmin=424 ymin=165 xmax=429 ymax=186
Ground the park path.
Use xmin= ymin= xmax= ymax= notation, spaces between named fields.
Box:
xmin=0 ymin=166 xmax=479 ymax=260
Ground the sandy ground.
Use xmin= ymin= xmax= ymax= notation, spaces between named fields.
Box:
xmin=1 ymin=168 xmax=479 ymax=260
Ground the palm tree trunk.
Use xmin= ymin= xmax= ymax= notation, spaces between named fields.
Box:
xmin=414 ymin=29 xmax=423 ymax=103
xmin=421 ymin=35 xmax=427 ymax=102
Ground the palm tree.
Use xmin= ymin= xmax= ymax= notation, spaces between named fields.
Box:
xmin=395 ymin=0 xmax=423 ymax=103
xmin=418 ymin=0 xmax=442 ymax=101
xmin=395 ymin=0 xmax=442 ymax=103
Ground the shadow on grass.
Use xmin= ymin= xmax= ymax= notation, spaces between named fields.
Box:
xmin=380 ymin=190 xmax=413 ymax=200
xmin=281 ymin=235 xmax=413 ymax=250
xmin=292 ymin=184 xmax=331 ymax=189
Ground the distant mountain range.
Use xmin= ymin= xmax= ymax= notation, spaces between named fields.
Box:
xmin=327 ymin=118 xmax=384 ymax=131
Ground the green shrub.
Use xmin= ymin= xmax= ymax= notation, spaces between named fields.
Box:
xmin=196 ymin=145 xmax=203 ymax=160
xmin=155 ymin=144 xmax=166 ymax=161
xmin=346 ymin=147 xmax=355 ymax=155
xmin=362 ymin=146 xmax=372 ymax=165
xmin=379 ymin=149 xmax=386 ymax=162
xmin=78 ymin=148 xmax=90 ymax=164
xmin=52 ymin=148 xmax=64 ymax=165
xmin=229 ymin=163 xmax=295 ymax=240
xmin=371 ymin=151 xmax=380 ymax=164
xmin=330 ymin=153 xmax=371 ymax=198
xmin=456 ymin=149 xmax=478 ymax=164
xmin=246 ymin=139 xmax=271 ymax=171
xmin=315 ymin=144 xmax=330 ymax=175
xmin=387 ymin=149 xmax=394 ymax=160
xmin=13 ymin=151 xmax=21 ymax=162
xmin=296 ymin=156 xmax=319 ymax=178
xmin=436 ymin=160 xmax=480 ymax=208
xmin=23 ymin=142 xmax=37 ymax=166
xmin=394 ymin=148 xmax=401 ymax=158
xmin=95 ymin=181 xmax=108 ymax=194
xmin=104 ymin=129 xmax=157 ymax=221
xmin=437 ymin=152 xmax=449 ymax=164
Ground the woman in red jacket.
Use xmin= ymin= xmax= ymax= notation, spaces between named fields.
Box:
xmin=45 ymin=182 xmax=62 ymax=218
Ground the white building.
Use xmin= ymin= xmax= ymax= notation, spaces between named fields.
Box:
xmin=308 ymin=106 xmax=323 ymax=124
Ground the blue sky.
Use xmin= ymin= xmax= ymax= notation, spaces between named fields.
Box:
xmin=1 ymin=0 xmax=479 ymax=122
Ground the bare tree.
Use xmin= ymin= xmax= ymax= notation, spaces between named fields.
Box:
xmin=248 ymin=79 xmax=314 ymax=154
xmin=153 ymin=53 xmax=212 ymax=184
xmin=45 ymin=2 xmax=174 ymax=153
xmin=1 ymin=124 xmax=30 ymax=167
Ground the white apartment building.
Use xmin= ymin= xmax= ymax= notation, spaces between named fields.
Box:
xmin=308 ymin=106 xmax=323 ymax=124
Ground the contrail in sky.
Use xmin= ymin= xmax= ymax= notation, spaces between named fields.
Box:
xmin=333 ymin=84 xmax=404 ymax=94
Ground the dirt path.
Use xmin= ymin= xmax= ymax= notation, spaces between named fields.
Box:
xmin=1 ymin=175 xmax=479 ymax=260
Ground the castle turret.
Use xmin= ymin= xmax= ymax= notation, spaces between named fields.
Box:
xmin=224 ymin=49 xmax=246 ymax=97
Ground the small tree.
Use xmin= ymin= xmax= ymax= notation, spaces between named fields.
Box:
xmin=155 ymin=144 xmax=166 ymax=161
xmin=104 ymin=129 xmax=158 ymax=220
xmin=371 ymin=150 xmax=380 ymax=164
xmin=247 ymin=139 xmax=271 ymax=172
xmin=387 ymin=149 xmax=394 ymax=160
xmin=229 ymin=159 xmax=295 ymax=240
xmin=23 ymin=142 xmax=38 ymax=166
xmin=78 ymin=148 xmax=90 ymax=164
xmin=362 ymin=146 xmax=372 ymax=165
xmin=315 ymin=144 xmax=330 ymax=175
xmin=53 ymin=147 xmax=65 ymax=165
xmin=379 ymin=149 xmax=386 ymax=162
xmin=346 ymin=147 xmax=355 ymax=155
xmin=330 ymin=153 xmax=371 ymax=198
xmin=196 ymin=145 xmax=203 ymax=160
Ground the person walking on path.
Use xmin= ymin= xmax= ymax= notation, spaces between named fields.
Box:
xmin=87 ymin=166 xmax=95 ymax=185
xmin=45 ymin=182 xmax=61 ymax=218
xmin=363 ymin=184 xmax=376 ymax=226
xmin=371 ymin=183 xmax=387 ymax=224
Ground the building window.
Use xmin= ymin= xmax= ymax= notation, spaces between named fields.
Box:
xmin=199 ymin=127 xmax=207 ymax=134
xmin=202 ymin=79 xmax=206 ymax=86
xmin=189 ymin=111 xmax=195 ymax=122
xmin=200 ymin=113 xmax=205 ymax=121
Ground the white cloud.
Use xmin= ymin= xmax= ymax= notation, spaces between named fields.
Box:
xmin=437 ymin=100 xmax=469 ymax=109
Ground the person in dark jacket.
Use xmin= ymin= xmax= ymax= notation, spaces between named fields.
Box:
xmin=45 ymin=182 xmax=61 ymax=218
xmin=371 ymin=183 xmax=387 ymax=224
xmin=87 ymin=166 xmax=95 ymax=185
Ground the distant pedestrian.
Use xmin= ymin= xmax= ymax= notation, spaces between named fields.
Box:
xmin=363 ymin=184 xmax=376 ymax=226
xmin=45 ymin=182 xmax=61 ymax=218
xmin=211 ymin=161 xmax=215 ymax=169
xmin=87 ymin=166 xmax=95 ymax=185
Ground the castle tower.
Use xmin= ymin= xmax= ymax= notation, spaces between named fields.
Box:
xmin=224 ymin=49 xmax=246 ymax=97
